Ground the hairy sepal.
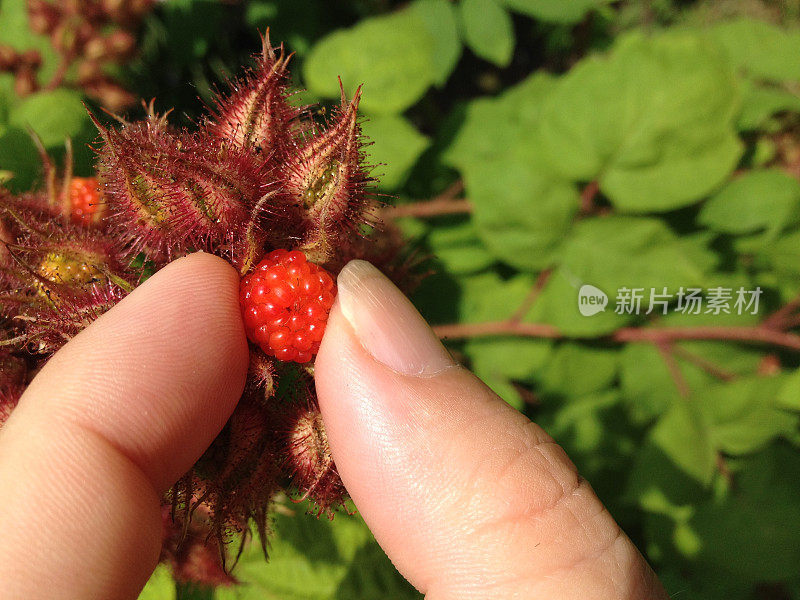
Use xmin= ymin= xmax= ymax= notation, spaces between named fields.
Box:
xmin=286 ymin=88 xmax=375 ymax=264
xmin=205 ymin=31 xmax=302 ymax=157
xmin=95 ymin=108 xmax=300 ymax=266
xmin=160 ymin=504 xmax=238 ymax=587
xmin=277 ymin=387 xmax=346 ymax=517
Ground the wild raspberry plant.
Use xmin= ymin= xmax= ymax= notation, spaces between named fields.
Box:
xmin=0 ymin=34 xmax=408 ymax=586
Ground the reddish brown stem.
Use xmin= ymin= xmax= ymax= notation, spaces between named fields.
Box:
xmin=434 ymin=321 xmax=560 ymax=340
xmin=383 ymin=198 xmax=472 ymax=219
xmin=45 ymin=52 xmax=73 ymax=91
xmin=655 ymin=341 xmax=690 ymax=397
xmin=763 ymin=292 xmax=800 ymax=329
xmin=383 ymin=181 xmax=470 ymax=219
xmin=646 ymin=340 xmax=734 ymax=482
xmin=612 ymin=326 xmax=800 ymax=351
xmin=434 ymin=321 xmax=800 ymax=352
xmin=580 ymin=180 xmax=600 ymax=215
xmin=509 ymin=269 xmax=552 ymax=324
xmin=672 ymin=346 xmax=736 ymax=381
xmin=716 ymin=453 xmax=733 ymax=485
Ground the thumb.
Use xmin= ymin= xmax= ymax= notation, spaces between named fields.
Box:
xmin=314 ymin=261 xmax=667 ymax=600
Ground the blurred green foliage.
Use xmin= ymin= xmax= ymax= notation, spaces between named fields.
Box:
xmin=3 ymin=0 xmax=800 ymax=598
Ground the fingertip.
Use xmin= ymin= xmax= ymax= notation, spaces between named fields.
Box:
xmin=155 ymin=251 xmax=242 ymax=296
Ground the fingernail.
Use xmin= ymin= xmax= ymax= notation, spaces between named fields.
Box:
xmin=336 ymin=260 xmax=455 ymax=376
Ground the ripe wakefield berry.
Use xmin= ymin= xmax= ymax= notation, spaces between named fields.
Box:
xmin=240 ymin=249 xmax=336 ymax=364
xmin=68 ymin=176 xmax=101 ymax=226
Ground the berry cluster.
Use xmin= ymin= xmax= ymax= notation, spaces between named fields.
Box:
xmin=241 ymin=250 xmax=336 ymax=364
xmin=0 ymin=32 xmax=409 ymax=587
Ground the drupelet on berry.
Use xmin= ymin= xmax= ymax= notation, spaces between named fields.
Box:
xmin=241 ymin=249 xmax=336 ymax=364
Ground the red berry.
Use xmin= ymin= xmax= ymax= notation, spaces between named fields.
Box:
xmin=240 ymin=250 xmax=336 ymax=363
xmin=69 ymin=177 xmax=102 ymax=225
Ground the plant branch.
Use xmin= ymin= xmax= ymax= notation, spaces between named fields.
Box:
xmin=612 ymin=325 xmax=800 ymax=351
xmin=434 ymin=321 xmax=561 ymax=340
xmin=383 ymin=197 xmax=472 ymax=219
xmin=382 ymin=180 xmax=471 ymax=219
xmin=655 ymin=341 xmax=690 ymax=397
xmin=580 ymin=180 xmax=600 ymax=215
xmin=671 ymin=346 xmax=736 ymax=381
xmin=763 ymin=292 xmax=800 ymax=329
xmin=434 ymin=321 xmax=800 ymax=352
xmin=654 ymin=340 xmax=734 ymax=483
xmin=509 ymin=268 xmax=552 ymax=324
xmin=45 ymin=52 xmax=73 ymax=92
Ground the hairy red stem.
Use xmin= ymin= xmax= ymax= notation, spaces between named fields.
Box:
xmin=434 ymin=321 xmax=800 ymax=352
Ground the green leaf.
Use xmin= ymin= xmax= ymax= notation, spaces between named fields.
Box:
xmin=762 ymin=228 xmax=800 ymax=277
xmin=216 ymin=509 xmax=418 ymax=600
xmin=708 ymin=18 xmax=800 ymax=82
xmin=157 ymin=0 xmax=227 ymax=62
xmin=736 ymin=82 xmax=800 ymax=131
xmin=0 ymin=127 xmax=39 ymax=192
xmin=138 ymin=565 xmax=176 ymax=600
xmin=465 ymin=337 xmax=551 ymax=408
xmin=625 ymin=443 xmax=707 ymax=517
xmin=543 ymin=391 xmax=632 ymax=486
xmin=699 ymin=170 xmax=800 ymax=238
xmin=620 ymin=340 xmax=764 ymax=426
xmin=176 ymin=583 xmax=213 ymax=600
xmin=752 ymin=139 xmax=778 ymax=169
xmin=9 ymin=89 xmax=89 ymax=148
xmin=457 ymin=271 xmax=535 ymax=323
xmin=243 ymin=0 xmax=324 ymax=57
xmin=700 ymin=376 xmax=798 ymax=455
xmin=499 ymin=0 xmax=608 ymax=23
xmin=393 ymin=216 xmax=428 ymax=241
xmin=445 ymin=72 xmax=557 ymax=168
xmin=409 ymin=0 xmax=462 ymax=85
xmin=537 ymin=31 xmax=742 ymax=212
xmin=526 ymin=268 xmax=628 ymax=336
xmin=303 ymin=9 xmax=437 ymax=114
xmin=426 ymin=219 xmax=495 ymax=275
xmin=458 ymin=0 xmax=515 ymax=68
xmin=464 ymin=157 xmax=579 ymax=272
xmin=560 ymin=216 xmax=706 ymax=297
xmin=445 ymin=73 xmax=578 ymax=271
xmin=522 ymin=216 xmax=712 ymax=336
xmin=690 ymin=444 xmax=800 ymax=582
xmin=0 ymin=74 xmax=14 ymax=124
xmin=538 ymin=343 xmax=617 ymax=397
xmin=619 ymin=344 xmax=684 ymax=424
xmin=650 ymin=401 xmax=716 ymax=485
xmin=776 ymin=368 xmax=800 ymax=411
xmin=362 ymin=115 xmax=430 ymax=190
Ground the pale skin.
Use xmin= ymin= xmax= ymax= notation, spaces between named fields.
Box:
xmin=0 ymin=253 xmax=669 ymax=599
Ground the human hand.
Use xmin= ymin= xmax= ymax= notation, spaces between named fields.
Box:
xmin=0 ymin=254 xmax=668 ymax=599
